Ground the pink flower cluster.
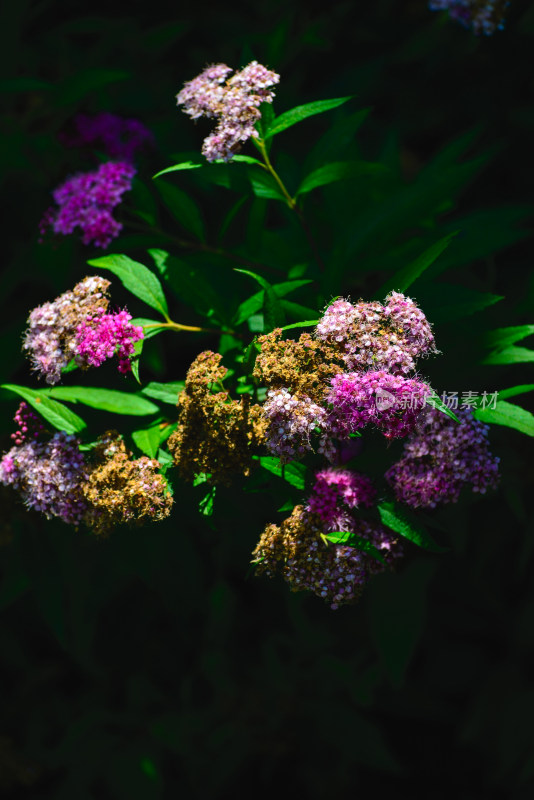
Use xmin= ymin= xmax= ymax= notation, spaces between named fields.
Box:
xmin=316 ymin=293 xmax=436 ymax=376
xmin=0 ymin=432 xmax=88 ymax=525
xmin=428 ymin=0 xmax=509 ymax=35
xmin=327 ymin=370 xmax=432 ymax=440
xmin=60 ymin=112 xmax=153 ymax=161
xmin=263 ymin=388 xmax=332 ymax=462
xmin=307 ymin=468 xmax=376 ymax=528
xmin=75 ymin=309 xmax=143 ymax=374
xmin=40 ymin=161 xmax=135 ymax=248
xmin=385 ymin=407 xmax=500 ymax=508
xmin=176 ymin=61 xmax=280 ymax=162
xmin=10 ymin=402 xmax=45 ymax=446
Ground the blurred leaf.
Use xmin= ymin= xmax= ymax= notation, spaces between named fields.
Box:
xmin=257 ymin=456 xmax=306 ymax=489
xmin=376 ymin=232 xmax=457 ymax=297
xmin=1 ymin=384 xmax=86 ymax=434
xmin=265 ymin=96 xmax=353 ymax=138
xmin=45 ymin=387 xmax=159 ymax=416
xmin=498 ymin=384 xmax=534 ymax=400
xmin=141 ymin=381 xmax=184 ymax=404
xmin=474 ymin=400 xmax=534 ymax=437
xmin=425 ymin=393 xmax=460 ymax=423
xmin=485 ymin=325 xmax=534 ymax=349
xmin=129 ymin=178 xmax=158 ymax=227
xmin=199 ymin=486 xmax=216 ymax=516
xmin=233 ymin=279 xmax=312 ymax=325
xmin=153 ymin=160 xmax=203 ymax=178
xmin=88 ymin=254 xmax=169 ymax=319
xmin=377 ymin=501 xmax=448 ymax=552
xmin=155 ymin=180 xmax=206 ymax=241
xmin=0 ymin=77 xmax=53 ymax=92
xmin=248 ymin=168 xmax=286 ymax=201
xmin=416 ymin=283 xmax=503 ymax=323
xmin=149 ymin=249 xmax=224 ymax=320
xmin=297 ymin=160 xmax=385 ymax=196
xmin=56 ymin=68 xmax=130 ymax=105
xmin=307 ymin=109 xmax=370 ymax=169
xmin=322 ymin=531 xmax=386 ymax=565
xmin=482 ymin=346 xmax=534 ymax=365
xmin=234 ymin=269 xmax=285 ymax=330
xmin=280 ymin=299 xmax=318 ymax=320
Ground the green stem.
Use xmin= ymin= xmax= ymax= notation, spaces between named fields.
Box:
xmin=144 ymin=321 xmax=239 ymax=337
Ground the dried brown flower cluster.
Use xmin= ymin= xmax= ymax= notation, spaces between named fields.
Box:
xmin=167 ymin=351 xmax=267 ymax=485
xmin=83 ymin=431 xmax=173 ymax=535
xmin=253 ymin=330 xmax=343 ymax=404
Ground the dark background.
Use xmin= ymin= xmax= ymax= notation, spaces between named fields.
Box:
xmin=1 ymin=1 xmax=534 ymax=797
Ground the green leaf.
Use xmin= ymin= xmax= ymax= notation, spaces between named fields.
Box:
xmin=141 ymin=381 xmax=185 ymax=405
xmin=485 ymin=325 xmax=534 ymax=350
xmin=153 ymin=160 xmax=203 ymax=178
xmin=234 ymin=269 xmax=285 ymax=331
xmin=280 ymin=299 xmax=318 ymax=321
xmin=264 ymin=96 xmax=353 ymax=138
xmin=226 ymin=154 xmax=264 ymax=166
xmin=45 ymin=387 xmax=159 ymax=416
xmin=377 ymin=502 xmax=448 ymax=552
xmin=257 ymin=456 xmax=306 ymax=490
xmin=87 ymin=254 xmax=169 ymax=319
xmin=425 ymin=393 xmax=460 ymax=423
xmin=376 ymin=232 xmax=458 ymax=297
xmin=322 ymin=531 xmax=386 ymax=565
xmin=131 ymin=338 xmax=143 ymax=385
xmin=248 ymin=168 xmax=286 ymax=201
xmin=130 ymin=318 xmax=168 ymax=340
xmin=416 ymin=284 xmax=503 ymax=323
xmin=155 ymin=181 xmax=206 ymax=241
xmin=132 ymin=423 xmax=177 ymax=458
xmin=199 ymin=486 xmax=216 ymax=516
xmin=1 ymin=385 xmax=86 ymax=434
xmin=474 ymin=400 xmax=534 ymax=437
xmin=497 ymin=385 xmax=534 ymax=401
xmin=149 ymin=249 xmax=224 ymax=320
xmin=482 ymin=346 xmax=534 ymax=365
xmin=296 ymin=160 xmax=386 ymax=196
xmin=280 ymin=320 xmax=319 ymax=331
xmin=233 ymin=279 xmax=312 ymax=326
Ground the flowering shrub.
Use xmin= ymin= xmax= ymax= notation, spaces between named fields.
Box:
xmin=1 ymin=58 xmax=532 ymax=613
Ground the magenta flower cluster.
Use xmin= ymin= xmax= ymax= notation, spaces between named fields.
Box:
xmin=316 ymin=292 xmax=436 ymax=376
xmin=75 ymin=309 xmax=143 ymax=375
xmin=385 ymin=407 xmax=500 ymax=508
xmin=40 ymin=161 xmax=135 ymax=248
xmin=307 ymin=468 xmax=376 ymax=528
xmin=60 ymin=112 xmax=153 ymax=162
xmin=327 ymin=370 xmax=432 ymax=440
xmin=11 ymin=402 xmax=45 ymax=446
xmin=176 ymin=61 xmax=280 ymax=162
xmin=428 ymin=0 xmax=509 ymax=35
xmin=0 ymin=432 xmax=88 ymax=525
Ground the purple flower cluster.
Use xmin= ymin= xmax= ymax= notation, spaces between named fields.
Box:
xmin=60 ymin=112 xmax=153 ymax=161
xmin=385 ymin=407 xmax=500 ymax=508
xmin=307 ymin=468 xmax=376 ymax=528
xmin=176 ymin=61 xmax=280 ymax=162
xmin=327 ymin=370 xmax=432 ymax=440
xmin=316 ymin=293 xmax=436 ymax=376
xmin=75 ymin=309 xmax=143 ymax=374
xmin=428 ymin=0 xmax=509 ymax=35
xmin=0 ymin=432 xmax=88 ymax=525
xmin=10 ymin=402 xmax=45 ymax=446
xmin=40 ymin=161 xmax=135 ymax=248
xmin=23 ymin=276 xmax=142 ymax=384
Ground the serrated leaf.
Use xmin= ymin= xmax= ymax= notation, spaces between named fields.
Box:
xmin=155 ymin=181 xmax=206 ymax=241
xmin=377 ymin=502 xmax=447 ymax=552
xmin=264 ymin=97 xmax=352 ymax=138
xmin=376 ymin=232 xmax=458 ymax=297
xmin=474 ymin=400 xmax=534 ymax=437
xmin=485 ymin=325 xmax=534 ymax=349
xmin=45 ymin=387 xmax=159 ymax=416
xmin=296 ymin=160 xmax=385 ymax=196
xmin=132 ymin=423 xmax=177 ymax=458
xmin=1 ymin=385 xmax=86 ymax=434
xmin=153 ymin=160 xmax=204 ymax=178
xmin=88 ymin=254 xmax=169 ymax=319
xmin=258 ymin=456 xmax=306 ymax=490
xmin=425 ymin=394 xmax=460 ymax=423
xmin=322 ymin=531 xmax=386 ymax=565
xmin=234 ymin=269 xmax=285 ymax=331
xmin=140 ymin=382 xmax=185 ymax=405
xmin=482 ymin=346 xmax=534 ymax=365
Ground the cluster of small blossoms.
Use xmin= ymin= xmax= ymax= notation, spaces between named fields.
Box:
xmin=327 ymin=370 xmax=432 ymax=440
xmin=306 ymin=468 xmax=376 ymax=529
xmin=40 ymin=161 xmax=135 ymax=248
xmin=23 ymin=276 xmax=142 ymax=383
xmin=75 ymin=309 xmax=143 ymax=374
xmin=316 ymin=293 xmax=436 ymax=376
xmin=262 ymin=389 xmax=334 ymax=462
xmin=0 ymin=432 xmax=89 ymax=525
xmin=10 ymin=402 xmax=45 ymax=446
xmin=252 ymin=502 xmax=402 ymax=609
xmin=428 ymin=0 xmax=510 ymax=35
xmin=385 ymin=407 xmax=500 ymax=508
xmin=60 ymin=112 xmax=154 ymax=161
xmin=176 ymin=61 xmax=280 ymax=162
